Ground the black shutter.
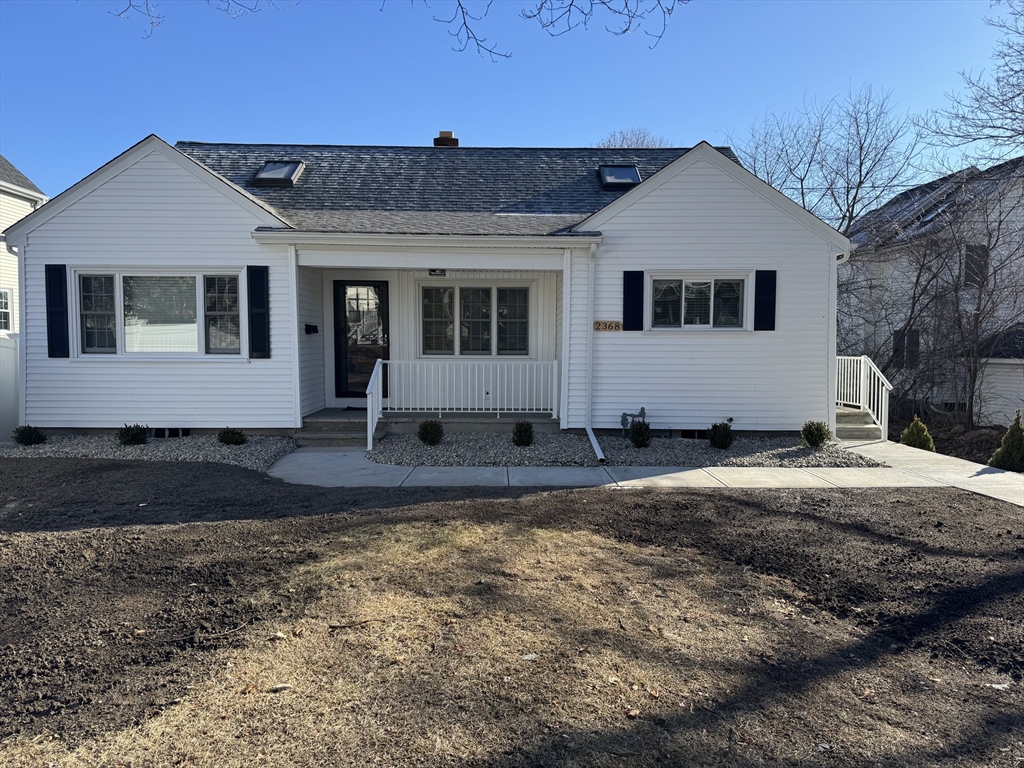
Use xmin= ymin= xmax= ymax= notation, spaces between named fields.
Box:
xmin=622 ymin=271 xmax=644 ymax=331
xmin=906 ymin=329 xmax=920 ymax=368
xmin=753 ymin=270 xmax=777 ymax=331
xmin=45 ymin=264 xmax=70 ymax=358
xmin=248 ymin=266 xmax=270 ymax=359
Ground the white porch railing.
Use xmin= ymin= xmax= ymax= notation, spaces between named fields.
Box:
xmin=366 ymin=359 xmax=384 ymax=451
xmin=837 ymin=355 xmax=893 ymax=439
xmin=383 ymin=360 xmax=560 ymax=417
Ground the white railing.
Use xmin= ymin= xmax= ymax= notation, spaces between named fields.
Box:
xmin=382 ymin=360 xmax=560 ymax=417
xmin=365 ymin=358 xmax=384 ymax=451
xmin=837 ymin=355 xmax=893 ymax=439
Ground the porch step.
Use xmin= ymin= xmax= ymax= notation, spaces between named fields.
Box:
xmin=836 ymin=407 xmax=875 ymax=425
xmin=835 ymin=423 xmax=883 ymax=441
xmin=294 ymin=430 xmax=371 ymax=448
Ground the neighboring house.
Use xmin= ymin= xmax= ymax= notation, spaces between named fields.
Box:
xmin=3 ymin=133 xmax=850 ymax=439
xmin=842 ymin=157 xmax=1024 ymax=428
xmin=0 ymin=155 xmax=47 ymax=444
xmin=1 ymin=154 xmax=48 ymax=337
xmin=979 ymin=324 xmax=1024 ymax=425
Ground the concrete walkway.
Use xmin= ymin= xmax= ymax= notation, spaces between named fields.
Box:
xmin=267 ymin=443 xmax=1023 ymax=506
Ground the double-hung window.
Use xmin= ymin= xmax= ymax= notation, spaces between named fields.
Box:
xmin=422 ymin=285 xmax=529 ymax=356
xmin=0 ymin=288 xmax=11 ymax=331
xmin=652 ymin=277 xmax=745 ymax=329
xmin=78 ymin=272 xmax=241 ymax=356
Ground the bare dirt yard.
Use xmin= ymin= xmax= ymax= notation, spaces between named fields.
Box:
xmin=1 ymin=457 xmax=1022 ymax=767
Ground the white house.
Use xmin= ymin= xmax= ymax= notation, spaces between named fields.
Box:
xmin=3 ymin=133 xmax=851 ymax=444
xmin=0 ymin=155 xmax=48 ymax=444
xmin=842 ymin=157 xmax=1024 ymax=428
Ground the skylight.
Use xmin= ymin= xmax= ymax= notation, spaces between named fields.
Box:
xmin=599 ymin=165 xmax=641 ymax=188
xmin=254 ymin=160 xmax=305 ymax=187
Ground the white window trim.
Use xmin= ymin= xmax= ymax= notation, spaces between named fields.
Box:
xmin=645 ymin=271 xmax=754 ymax=333
xmin=415 ymin=278 xmax=537 ymax=359
xmin=69 ymin=268 xmax=249 ymax=360
xmin=0 ymin=287 xmax=11 ymax=333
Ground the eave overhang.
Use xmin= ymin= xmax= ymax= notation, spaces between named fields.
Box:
xmin=250 ymin=229 xmax=603 ymax=251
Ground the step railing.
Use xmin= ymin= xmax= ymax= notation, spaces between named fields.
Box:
xmin=382 ymin=360 xmax=559 ymax=417
xmin=365 ymin=358 xmax=384 ymax=451
xmin=837 ymin=355 xmax=893 ymax=439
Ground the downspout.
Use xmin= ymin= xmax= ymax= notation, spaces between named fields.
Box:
xmin=584 ymin=242 xmax=605 ymax=463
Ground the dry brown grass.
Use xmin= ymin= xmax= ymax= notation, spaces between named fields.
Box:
xmin=4 ymin=517 xmax=1017 ymax=767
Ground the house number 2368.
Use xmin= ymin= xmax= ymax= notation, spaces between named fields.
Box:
xmin=593 ymin=321 xmax=622 ymax=331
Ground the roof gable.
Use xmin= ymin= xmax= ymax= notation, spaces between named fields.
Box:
xmin=175 ymin=141 xmax=740 ymax=236
xmin=575 ymin=142 xmax=850 ymax=250
xmin=4 ymin=135 xmax=288 ymax=241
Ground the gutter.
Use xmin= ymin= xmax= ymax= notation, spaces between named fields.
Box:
xmin=251 ymin=230 xmax=603 ymax=250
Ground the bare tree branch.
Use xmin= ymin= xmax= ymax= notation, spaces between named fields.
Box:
xmin=729 ymin=86 xmax=921 ymax=236
xmin=919 ymin=0 xmax=1024 ymax=159
xmin=112 ymin=0 xmax=687 ymax=56
xmin=595 ymin=127 xmax=669 ymax=148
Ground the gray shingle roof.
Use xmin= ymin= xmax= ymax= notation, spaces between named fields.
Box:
xmin=981 ymin=323 xmax=1024 ymax=359
xmin=849 ymin=156 xmax=1024 ymax=251
xmin=0 ymin=154 xmax=45 ymax=197
xmin=175 ymin=142 xmax=739 ymax=236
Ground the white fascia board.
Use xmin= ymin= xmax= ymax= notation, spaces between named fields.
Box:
xmin=576 ymin=141 xmax=851 ymax=254
xmin=254 ymin=230 xmax=602 ymax=252
xmin=297 ymin=249 xmax=566 ymax=270
xmin=4 ymin=135 xmax=288 ymax=243
xmin=0 ymin=181 xmax=47 ymax=205
xmin=983 ymin=357 xmax=1024 ymax=365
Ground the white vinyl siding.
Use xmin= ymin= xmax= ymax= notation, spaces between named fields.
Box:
xmin=980 ymin=360 xmax=1024 ymax=426
xmin=564 ymin=155 xmax=837 ymax=431
xmin=20 ymin=149 xmax=296 ymax=428
xmin=297 ymin=266 xmax=326 ymax=415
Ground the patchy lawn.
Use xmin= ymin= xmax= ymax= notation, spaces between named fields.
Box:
xmin=1 ymin=458 xmax=1022 ymax=767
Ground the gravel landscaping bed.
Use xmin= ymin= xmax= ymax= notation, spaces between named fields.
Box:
xmin=0 ymin=433 xmax=296 ymax=472
xmin=368 ymin=432 xmax=886 ymax=468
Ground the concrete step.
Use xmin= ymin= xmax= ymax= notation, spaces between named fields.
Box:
xmin=294 ymin=430 xmax=369 ymax=447
xmin=836 ymin=424 xmax=883 ymax=441
xmin=836 ymin=407 xmax=875 ymax=425
xmin=301 ymin=420 xmax=367 ymax=432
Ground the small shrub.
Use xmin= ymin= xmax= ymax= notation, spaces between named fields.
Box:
xmin=218 ymin=428 xmax=248 ymax=446
xmin=117 ymin=423 xmax=149 ymax=446
xmin=418 ymin=419 xmax=444 ymax=446
xmin=708 ymin=417 xmax=734 ymax=450
xmin=801 ymin=420 xmax=832 ymax=448
xmin=629 ymin=418 xmax=652 ymax=448
xmin=512 ymin=420 xmax=534 ymax=447
xmin=989 ymin=409 xmax=1024 ymax=472
xmin=899 ymin=414 xmax=935 ymax=452
xmin=12 ymin=424 xmax=46 ymax=446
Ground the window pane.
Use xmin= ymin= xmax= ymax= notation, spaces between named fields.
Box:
xmin=460 ymin=287 xmax=491 ymax=354
xmin=123 ymin=276 xmax=197 ymax=353
xmin=652 ymin=280 xmax=681 ymax=327
xmin=0 ymin=290 xmax=9 ymax=331
xmin=422 ymin=287 xmax=454 ymax=354
xmin=497 ymin=288 xmax=528 ymax=354
xmin=713 ymin=280 xmax=743 ymax=327
xmin=683 ymin=281 xmax=711 ymax=325
xmin=204 ymin=276 xmax=240 ymax=353
xmin=80 ymin=275 xmax=116 ymax=353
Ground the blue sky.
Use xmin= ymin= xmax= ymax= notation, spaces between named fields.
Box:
xmin=0 ymin=0 xmax=1006 ymax=197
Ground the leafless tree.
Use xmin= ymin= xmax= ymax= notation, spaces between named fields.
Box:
xmin=839 ymin=159 xmax=1024 ymax=429
xmin=919 ymin=0 xmax=1024 ymax=159
xmin=594 ymin=127 xmax=669 ymax=148
xmin=112 ymin=0 xmax=687 ymax=58
xmin=729 ymin=86 xmax=921 ymax=236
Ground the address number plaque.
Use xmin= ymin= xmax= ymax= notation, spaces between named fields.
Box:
xmin=593 ymin=321 xmax=623 ymax=331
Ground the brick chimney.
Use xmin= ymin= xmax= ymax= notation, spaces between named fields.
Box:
xmin=433 ymin=130 xmax=459 ymax=147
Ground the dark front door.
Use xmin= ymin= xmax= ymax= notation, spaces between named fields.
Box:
xmin=334 ymin=281 xmax=389 ymax=398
